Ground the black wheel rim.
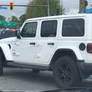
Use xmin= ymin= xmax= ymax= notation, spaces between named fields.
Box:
xmin=56 ymin=63 xmax=72 ymax=84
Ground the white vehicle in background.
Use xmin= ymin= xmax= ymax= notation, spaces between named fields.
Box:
xmin=0 ymin=14 xmax=92 ymax=88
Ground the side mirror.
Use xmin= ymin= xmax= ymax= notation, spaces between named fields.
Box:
xmin=16 ymin=30 xmax=21 ymax=39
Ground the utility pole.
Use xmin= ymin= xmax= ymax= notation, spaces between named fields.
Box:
xmin=79 ymin=0 xmax=88 ymax=13
xmin=60 ymin=0 xmax=63 ymax=9
xmin=48 ymin=0 xmax=50 ymax=16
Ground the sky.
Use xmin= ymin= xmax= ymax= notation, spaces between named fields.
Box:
xmin=0 ymin=0 xmax=30 ymax=18
xmin=62 ymin=0 xmax=92 ymax=12
xmin=0 ymin=0 xmax=92 ymax=18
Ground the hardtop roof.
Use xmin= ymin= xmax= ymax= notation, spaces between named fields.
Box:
xmin=26 ymin=14 xmax=92 ymax=22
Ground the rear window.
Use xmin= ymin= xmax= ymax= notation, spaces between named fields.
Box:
xmin=62 ymin=19 xmax=84 ymax=37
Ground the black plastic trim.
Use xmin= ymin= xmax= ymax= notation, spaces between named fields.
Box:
xmin=7 ymin=61 xmax=49 ymax=70
xmin=77 ymin=62 xmax=92 ymax=78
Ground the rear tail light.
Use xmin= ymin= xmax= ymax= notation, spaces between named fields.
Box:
xmin=87 ymin=43 xmax=92 ymax=53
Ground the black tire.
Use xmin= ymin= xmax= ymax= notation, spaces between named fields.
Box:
xmin=0 ymin=53 xmax=3 ymax=76
xmin=32 ymin=69 xmax=40 ymax=73
xmin=53 ymin=56 xmax=81 ymax=88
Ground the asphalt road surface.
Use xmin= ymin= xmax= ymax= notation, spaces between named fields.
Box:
xmin=0 ymin=67 xmax=58 ymax=91
xmin=0 ymin=67 xmax=92 ymax=91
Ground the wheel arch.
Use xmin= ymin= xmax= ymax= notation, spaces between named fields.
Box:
xmin=0 ymin=47 xmax=6 ymax=60
xmin=0 ymin=44 xmax=13 ymax=61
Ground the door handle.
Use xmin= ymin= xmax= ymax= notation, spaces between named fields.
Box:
xmin=48 ymin=43 xmax=54 ymax=45
xmin=30 ymin=42 xmax=35 ymax=45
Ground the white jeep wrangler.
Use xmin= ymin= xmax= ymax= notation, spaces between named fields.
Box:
xmin=0 ymin=14 xmax=92 ymax=88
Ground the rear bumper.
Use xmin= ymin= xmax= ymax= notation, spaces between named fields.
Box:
xmin=77 ymin=61 xmax=92 ymax=78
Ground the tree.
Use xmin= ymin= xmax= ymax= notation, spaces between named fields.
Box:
xmin=19 ymin=14 xmax=26 ymax=26
xmin=79 ymin=0 xmax=88 ymax=13
xmin=9 ymin=16 xmax=19 ymax=29
xmin=0 ymin=15 xmax=6 ymax=28
xmin=26 ymin=0 xmax=63 ymax=18
xmin=0 ymin=15 xmax=5 ymax=20
xmin=11 ymin=16 xmax=18 ymax=22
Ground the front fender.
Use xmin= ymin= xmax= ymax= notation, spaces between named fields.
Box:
xmin=0 ymin=44 xmax=13 ymax=61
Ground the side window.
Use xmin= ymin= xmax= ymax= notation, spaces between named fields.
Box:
xmin=41 ymin=20 xmax=57 ymax=37
xmin=21 ymin=22 xmax=37 ymax=37
xmin=62 ymin=19 xmax=84 ymax=37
